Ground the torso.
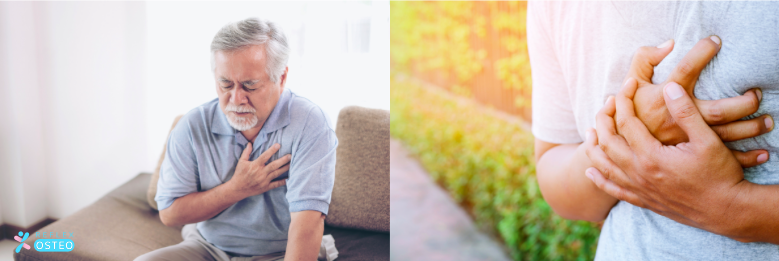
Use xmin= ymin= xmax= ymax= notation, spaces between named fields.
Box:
xmin=535 ymin=1 xmax=779 ymax=260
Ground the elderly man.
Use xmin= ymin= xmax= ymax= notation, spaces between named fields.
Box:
xmin=135 ymin=17 xmax=337 ymax=261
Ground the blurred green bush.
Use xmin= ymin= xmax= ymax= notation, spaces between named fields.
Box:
xmin=391 ymin=1 xmax=533 ymax=117
xmin=391 ymin=76 xmax=600 ymax=261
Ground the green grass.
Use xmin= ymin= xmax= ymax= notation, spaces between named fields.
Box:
xmin=390 ymin=76 xmax=600 ymax=261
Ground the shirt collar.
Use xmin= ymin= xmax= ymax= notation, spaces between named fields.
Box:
xmin=211 ymin=88 xmax=293 ymax=139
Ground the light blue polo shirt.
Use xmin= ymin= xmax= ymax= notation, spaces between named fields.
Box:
xmin=155 ymin=88 xmax=338 ymax=256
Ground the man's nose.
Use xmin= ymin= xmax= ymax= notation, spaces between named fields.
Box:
xmin=229 ymin=86 xmax=248 ymax=105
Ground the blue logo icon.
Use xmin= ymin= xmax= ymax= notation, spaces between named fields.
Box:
xmin=14 ymin=231 xmax=30 ymax=253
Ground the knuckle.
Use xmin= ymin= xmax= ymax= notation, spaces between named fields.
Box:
xmin=599 ymin=167 xmax=611 ymax=180
xmin=599 ymin=142 xmax=610 ymax=153
xmin=673 ymin=103 xmax=699 ymax=120
xmin=676 ymin=60 xmax=696 ymax=76
xmin=714 ymin=126 xmax=732 ymax=141
xmin=634 ymin=175 xmax=650 ymax=188
xmin=616 ymin=116 xmax=630 ymax=131
xmin=705 ymin=104 xmax=726 ymax=123
xmin=637 ymin=156 xmax=657 ymax=172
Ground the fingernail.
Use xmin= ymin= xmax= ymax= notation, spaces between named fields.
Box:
xmin=664 ymin=82 xmax=684 ymax=100
xmin=657 ymin=39 xmax=673 ymax=49
xmin=585 ymin=169 xmax=594 ymax=180
xmin=758 ymin=153 xmax=768 ymax=163
xmin=710 ymin=35 xmax=721 ymax=47
xmin=605 ymin=96 xmax=613 ymax=105
xmin=765 ymin=116 xmax=774 ymax=131
xmin=274 ymin=144 xmax=280 ymax=149
xmin=623 ymin=77 xmax=634 ymax=88
xmin=756 ymin=89 xmax=762 ymax=102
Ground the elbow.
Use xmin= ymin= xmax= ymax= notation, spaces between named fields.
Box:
xmin=159 ymin=208 xmax=182 ymax=227
xmin=538 ymin=180 xmax=609 ymax=222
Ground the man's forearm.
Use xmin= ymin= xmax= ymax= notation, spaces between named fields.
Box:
xmin=285 ymin=210 xmax=325 ymax=261
xmin=159 ymin=181 xmax=245 ymax=227
xmin=536 ymin=139 xmax=618 ymax=222
xmin=726 ymin=183 xmax=779 ymax=244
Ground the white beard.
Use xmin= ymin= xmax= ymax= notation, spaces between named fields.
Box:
xmin=224 ymin=104 xmax=258 ymax=131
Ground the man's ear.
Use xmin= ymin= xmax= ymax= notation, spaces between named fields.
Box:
xmin=279 ymin=67 xmax=289 ymax=90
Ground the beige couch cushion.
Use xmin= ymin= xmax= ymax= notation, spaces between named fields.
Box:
xmin=15 ymin=174 xmax=183 ymax=261
xmin=325 ymin=106 xmax=390 ymax=232
xmin=147 ymin=115 xmax=184 ymax=210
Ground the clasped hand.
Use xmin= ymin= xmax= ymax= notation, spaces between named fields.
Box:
xmin=584 ymin=36 xmax=773 ymax=241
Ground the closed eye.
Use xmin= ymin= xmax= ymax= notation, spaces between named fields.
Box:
xmin=242 ymin=80 xmax=260 ymax=91
xmin=220 ymin=79 xmax=233 ymax=89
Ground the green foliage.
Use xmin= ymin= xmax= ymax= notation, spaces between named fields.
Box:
xmin=390 ymin=1 xmax=487 ymax=83
xmin=391 ymin=77 xmax=600 ymax=261
xmin=391 ymin=1 xmax=532 ymax=111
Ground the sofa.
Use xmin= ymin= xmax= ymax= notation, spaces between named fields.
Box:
xmin=14 ymin=106 xmax=389 ymax=261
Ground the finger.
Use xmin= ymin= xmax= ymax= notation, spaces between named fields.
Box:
xmin=269 ymin=164 xmax=291 ymax=179
xmin=596 ymin=96 xmax=634 ymax=165
xmin=586 ymin=167 xmax=645 ymax=208
xmin=732 ymin=149 xmax=769 ymax=168
xmin=266 ymin=154 xmax=291 ymax=171
xmin=666 ymin=35 xmax=721 ymax=94
xmin=627 ymin=40 xmax=674 ymax=83
xmin=240 ymin=143 xmax=253 ymax=161
xmin=696 ymin=89 xmax=761 ymax=125
xmin=614 ymin=78 xmax=663 ymax=152
xmin=256 ymin=143 xmax=281 ymax=164
xmin=268 ymin=179 xmax=287 ymax=190
xmin=711 ymin=115 xmax=773 ymax=142
xmin=584 ymin=130 xmax=635 ymax=189
xmin=663 ymin=81 xmax=719 ymax=144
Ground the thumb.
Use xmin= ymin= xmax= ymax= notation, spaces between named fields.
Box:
xmin=663 ymin=82 xmax=717 ymax=143
xmin=241 ymin=143 xmax=252 ymax=160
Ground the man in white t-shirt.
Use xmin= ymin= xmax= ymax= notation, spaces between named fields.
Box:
xmin=528 ymin=2 xmax=779 ymax=260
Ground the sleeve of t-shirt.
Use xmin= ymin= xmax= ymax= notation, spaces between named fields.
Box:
xmin=155 ymin=114 xmax=200 ymax=211
xmin=285 ymin=107 xmax=338 ymax=215
xmin=527 ymin=2 xmax=582 ymax=144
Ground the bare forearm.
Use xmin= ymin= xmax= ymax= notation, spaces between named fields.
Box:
xmin=159 ymin=182 xmax=245 ymax=227
xmin=536 ymin=141 xmax=618 ymax=222
xmin=285 ymin=211 xmax=325 ymax=261
xmin=726 ymin=183 xmax=779 ymax=244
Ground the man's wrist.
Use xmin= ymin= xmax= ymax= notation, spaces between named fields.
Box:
xmin=723 ymin=182 xmax=779 ymax=244
xmin=221 ymin=180 xmax=248 ymax=203
xmin=718 ymin=181 xmax=764 ymax=243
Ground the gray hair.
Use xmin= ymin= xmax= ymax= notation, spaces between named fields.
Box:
xmin=210 ymin=17 xmax=290 ymax=83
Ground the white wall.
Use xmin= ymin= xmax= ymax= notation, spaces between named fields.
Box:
xmin=0 ymin=1 xmax=56 ymax=228
xmin=0 ymin=1 xmax=388 ymax=227
xmin=41 ymin=1 xmax=148 ymax=220
xmin=0 ymin=2 xmax=148 ymax=225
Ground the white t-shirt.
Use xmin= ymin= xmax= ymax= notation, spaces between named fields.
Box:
xmin=528 ymin=1 xmax=779 ymax=260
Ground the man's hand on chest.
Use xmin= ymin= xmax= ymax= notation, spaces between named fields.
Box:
xmin=227 ymin=142 xmax=291 ymax=199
